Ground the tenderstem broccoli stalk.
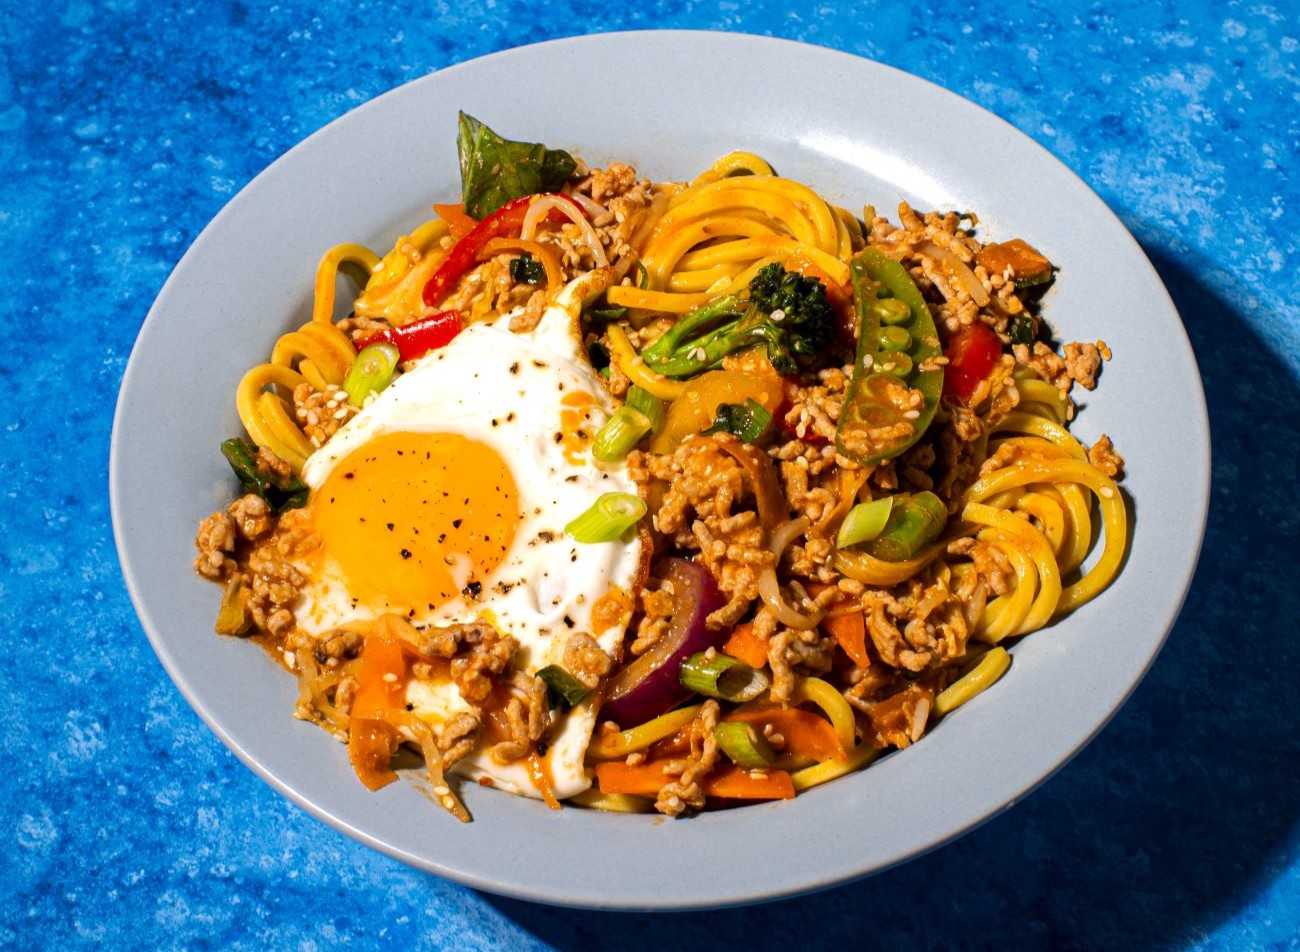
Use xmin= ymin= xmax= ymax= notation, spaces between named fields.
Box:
xmin=638 ymin=264 xmax=836 ymax=378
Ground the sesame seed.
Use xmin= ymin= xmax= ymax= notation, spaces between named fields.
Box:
xmin=903 ymin=409 xmax=921 ymax=419
xmin=1100 ymin=487 xmax=1115 ymax=498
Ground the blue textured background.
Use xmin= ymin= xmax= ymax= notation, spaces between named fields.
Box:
xmin=4 ymin=0 xmax=1298 ymax=948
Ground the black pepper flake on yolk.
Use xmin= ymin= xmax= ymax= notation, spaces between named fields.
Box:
xmin=309 ymin=431 xmax=520 ymax=616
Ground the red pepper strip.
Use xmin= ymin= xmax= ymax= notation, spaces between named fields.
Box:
xmin=942 ymin=322 xmax=1002 ymax=403
xmin=356 ymin=310 xmax=462 ymax=362
xmin=421 ymin=192 xmax=585 ymax=309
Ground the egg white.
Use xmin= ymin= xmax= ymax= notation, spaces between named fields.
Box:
xmin=295 ymin=274 xmax=642 ymax=798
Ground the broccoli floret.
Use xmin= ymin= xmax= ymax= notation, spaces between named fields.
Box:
xmin=639 ymin=263 xmax=836 ymax=377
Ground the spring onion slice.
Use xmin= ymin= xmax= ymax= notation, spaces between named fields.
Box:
xmin=867 ymin=490 xmax=948 ymax=561
xmin=836 ymin=496 xmax=894 ymax=548
xmin=714 ymin=721 xmax=777 ymax=769
xmin=624 ymin=385 xmax=666 ymax=434
xmin=679 ymin=652 xmax=772 ymax=702
xmin=343 ymin=342 xmax=400 ymax=406
xmin=565 ymin=492 xmax=647 ymax=543
xmin=592 ymin=407 xmax=652 ymax=461
xmin=536 ymin=665 xmax=590 ymax=708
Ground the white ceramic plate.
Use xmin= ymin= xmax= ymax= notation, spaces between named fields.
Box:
xmin=111 ymin=31 xmax=1210 ymax=910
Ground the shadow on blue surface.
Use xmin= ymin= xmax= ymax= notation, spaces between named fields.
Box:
xmin=479 ymin=241 xmax=1300 ymax=950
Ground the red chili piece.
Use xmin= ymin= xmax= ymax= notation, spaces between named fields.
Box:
xmin=942 ymin=323 xmax=1002 ymax=402
xmin=356 ymin=310 xmax=463 ymax=362
xmin=421 ymin=193 xmax=584 ymax=309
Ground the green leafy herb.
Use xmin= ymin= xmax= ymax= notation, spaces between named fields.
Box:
xmin=220 ymin=438 xmax=308 ymax=513
xmin=457 ymin=111 xmax=577 ymax=219
xmin=702 ymin=399 xmax=773 ymax=443
xmin=509 ymin=252 xmax=546 ymax=285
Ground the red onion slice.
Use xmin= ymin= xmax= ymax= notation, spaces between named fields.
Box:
xmin=601 ymin=558 xmax=725 ymax=726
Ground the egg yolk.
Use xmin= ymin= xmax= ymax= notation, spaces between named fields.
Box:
xmin=310 ymin=431 xmax=519 ymax=615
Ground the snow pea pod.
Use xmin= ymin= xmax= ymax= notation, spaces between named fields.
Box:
xmin=835 ymin=248 xmax=943 ymax=465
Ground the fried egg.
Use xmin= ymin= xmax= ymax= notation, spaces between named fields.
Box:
xmin=295 ymin=273 xmax=642 ymax=798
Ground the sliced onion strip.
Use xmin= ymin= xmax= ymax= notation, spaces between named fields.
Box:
xmin=521 ymin=194 xmax=609 ymax=268
xmin=759 ymin=516 xmax=824 ymax=630
xmin=920 ymin=240 xmax=989 ymax=306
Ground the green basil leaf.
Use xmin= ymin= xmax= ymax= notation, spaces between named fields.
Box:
xmin=457 ymin=112 xmax=577 ymax=219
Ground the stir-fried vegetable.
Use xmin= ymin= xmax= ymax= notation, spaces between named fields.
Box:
xmin=564 ymin=492 xmax=647 ymax=543
xmin=219 ymin=437 xmax=308 ymax=512
xmin=679 ymin=651 xmax=772 ymax=702
xmin=639 ymin=264 xmax=836 ymax=378
xmin=602 ymin=559 xmax=725 ymax=726
xmin=356 ymin=310 xmax=462 ymax=362
xmin=864 ymin=490 xmax=948 ymax=561
xmin=835 ymin=249 xmax=943 ymax=465
xmin=421 ymin=193 xmax=583 ymax=309
xmin=942 ymin=322 xmax=1002 ymax=403
xmin=836 ymin=496 xmax=894 ymax=548
xmin=649 ymin=370 xmax=784 ymax=454
xmin=592 ymin=386 xmax=665 ymax=461
xmin=456 ymin=112 xmax=577 ymax=219
xmin=701 ymin=398 xmax=773 ymax=443
xmin=342 ymin=342 xmax=400 ymax=406
xmin=714 ymin=721 xmax=777 ymax=769
xmin=536 ymin=664 xmax=591 ymax=708
xmin=975 ymin=238 xmax=1053 ymax=288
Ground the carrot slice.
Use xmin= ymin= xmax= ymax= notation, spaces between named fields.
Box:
xmin=350 ymin=630 xmax=407 ymax=719
xmin=723 ymin=622 xmax=769 ymax=669
xmin=593 ymin=760 xmax=674 ymax=796
xmin=820 ymin=610 xmax=870 ymax=669
xmin=705 ymin=766 xmax=795 ymax=800
xmin=725 ymin=706 xmax=847 ymax=763
xmin=593 ymin=761 xmax=794 ymax=800
xmin=433 ymin=202 xmax=478 ymax=239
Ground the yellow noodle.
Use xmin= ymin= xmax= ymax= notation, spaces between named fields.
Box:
xmin=270 ymin=321 xmax=356 ymax=384
xmin=668 ymin=176 xmax=843 ymax=251
xmin=974 ymin=535 xmax=1036 ymax=643
xmin=364 ymin=218 xmax=449 ymax=291
xmin=790 ymin=742 xmax=878 ymax=792
xmin=1015 ymin=491 xmax=1067 ymax=553
xmin=934 ymin=647 xmax=1012 ymax=715
xmin=1015 ymin=377 xmax=1071 ymax=425
xmin=235 ymin=364 xmax=313 ymax=469
xmin=965 ymin=457 xmax=1126 ymax=613
xmin=568 ymin=788 xmax=653 ymax=813
xmin=691 ymin=150 xmax=775 ymax=184
xmin=833 ymin=541 xmax=946 ymax=587
xmin=605 ymin=324 xmax=687 ymax=400
xmin=992 ymin=411 xmax=1087 ymax=459
xmin=605 ymin=285 xmax=712 ymax=313
xmin=640 ymin=215 xmax=789 ymax=289
xmin=586 ymin=704 xmax=702 ymax=761
xmin=661 ymin=188 xmax=820 ymax=246
xmin=312 ymin=243 xmax=381 ymax=324
xmin=1055 ymin=482 xmax=1094 ymax=576
xmin=794 ymin=677 xmax=857 ymax=752
xmin=965 ymin=502 xmax=1062 ymax=636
